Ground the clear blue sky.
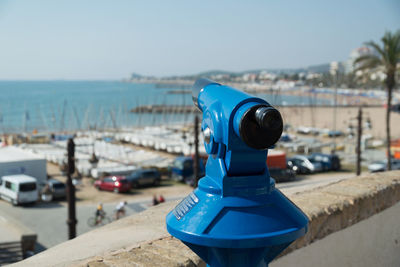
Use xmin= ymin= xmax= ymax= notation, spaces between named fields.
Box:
xmin=0 ymin=0 xmax=398 ymax=80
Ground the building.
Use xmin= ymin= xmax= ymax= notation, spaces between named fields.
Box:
xmin=345 ymin=46 xmax=372 ymax=74
xmin=0 ymin=146 xmax=47 ymax=187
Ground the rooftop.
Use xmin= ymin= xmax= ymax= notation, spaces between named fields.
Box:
xmin=1 ymin=174 xmax=37 ymax=183
xmin=0 ymin=146 xmax=45 ymax=163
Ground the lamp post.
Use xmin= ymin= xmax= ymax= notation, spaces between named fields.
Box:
xmin=330 ymin=61 xmax=339 ymax=153
xmin=356 ymin=108 xmax=363 ymax=176
xmin=193 ymin=115 xmax=199 ymax=188
xmin=66 ymin=138 xmax=77 ymax=239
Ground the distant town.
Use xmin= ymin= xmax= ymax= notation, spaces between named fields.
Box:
xmin=127 ymin=46 xmax=392 ymax=92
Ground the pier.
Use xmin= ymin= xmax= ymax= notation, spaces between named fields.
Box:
xmin=130 ymin=105 xmax=198 ymax=114
xmin=130 ymin=104 xmax=382 ymax=114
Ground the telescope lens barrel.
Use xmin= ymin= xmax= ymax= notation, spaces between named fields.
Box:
xmin=192 ymin=78 xmax=220 ymax=109
xmin=239 ymin=105 xmax=283 ymax=150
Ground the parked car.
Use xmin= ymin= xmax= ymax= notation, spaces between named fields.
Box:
xmin=296 ymin=127 xmax=311 ymax=135
xmin=126 ymin=168 xmax=161 ymax=188
xmin=94 ymin=176 xmax=131 ymax=193
xmin=287 ymin=158 xmax=310 ymax=174
xmin=47 ymin=179 xmax=66 ymax=199
xmin=368 ymin=159 xmax=400 ymax=172
xmin=269 ymin=168 xmax=296 ymax=183
xmin=391 ymin=103 xmax=400 ymax=113
xmin=0 ymin=174 xmax=38 ymax=205
xmin=328 ymin=130 xmax=344 ymax=137
xmin=287 ymin=155 xmax=323 ymax=174
xmin=308 ymin=153 xmax=341 ymax=171
xmin=279 ymin=133 xmax=292 ymax=142
xmin=171 ymin=156 xmax=205 ymax=186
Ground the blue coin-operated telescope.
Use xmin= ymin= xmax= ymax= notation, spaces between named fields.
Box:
xmin=166 ymin=79 xmax=308 ymax=267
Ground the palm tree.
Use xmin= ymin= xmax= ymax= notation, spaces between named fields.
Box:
xmin=354 ymin=30 xmax=400 ymax=170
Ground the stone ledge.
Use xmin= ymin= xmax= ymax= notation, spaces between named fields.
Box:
xmin=83 ymin=237 xmax=204 ymax=267
xmin=13 ymin=171 xmax=400 ymax=267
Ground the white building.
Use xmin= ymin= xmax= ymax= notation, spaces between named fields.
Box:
xmin=345 ymin=46 xmax=372 ymax=74
xmin=0 ymin=146 xmax=47 ymax=186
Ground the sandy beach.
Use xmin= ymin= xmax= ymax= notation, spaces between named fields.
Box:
xmin=279 ymin=106 xmax=400 ymax=139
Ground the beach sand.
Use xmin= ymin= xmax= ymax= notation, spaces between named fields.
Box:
xmin=279 ymin=106 xmax=400 ymax=140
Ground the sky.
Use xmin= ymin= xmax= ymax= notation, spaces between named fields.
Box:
xmin=0 ymin=0 xmax=398 ymax=80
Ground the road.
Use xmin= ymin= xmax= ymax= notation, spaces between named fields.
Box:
xmin=0 ymin=171 xmax=356 ymax=254
xmin=0 ymin=198 xmax=158 ymax=253
xmin=0 ymin=215 xmax=21 ymax=243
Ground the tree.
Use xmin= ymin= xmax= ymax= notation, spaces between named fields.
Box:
xmin=354 ymin=30 xmax=400 ymax=170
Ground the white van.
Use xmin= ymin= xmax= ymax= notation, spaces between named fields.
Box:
xmin=0 ymin=174 xmax=38 ymax=205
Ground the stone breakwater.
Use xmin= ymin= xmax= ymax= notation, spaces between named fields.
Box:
xmin=130 ymin=105 xmax=198 ymax=114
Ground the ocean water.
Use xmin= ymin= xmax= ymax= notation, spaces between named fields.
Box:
xmin=0 ymin=81 xmax=330 ymax=133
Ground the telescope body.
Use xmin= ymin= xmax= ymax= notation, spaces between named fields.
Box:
xmin=166 ymin=79 xmax=308 ymax=267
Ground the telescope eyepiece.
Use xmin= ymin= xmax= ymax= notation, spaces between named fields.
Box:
xmin=239 ymin=105 xmax=283 ymax=150
xmin=255 ymin=107 xmax=283 ymax=131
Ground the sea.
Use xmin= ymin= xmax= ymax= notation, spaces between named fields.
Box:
xmin=0 ymin=81 xmax=331 ymax=134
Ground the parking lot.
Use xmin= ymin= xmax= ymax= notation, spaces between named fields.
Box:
xmin=46 ymin=162 xmax=192 ymax=204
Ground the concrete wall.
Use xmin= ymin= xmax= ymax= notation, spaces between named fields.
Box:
xmin=13 ymin=171 xmax=400 ymax=267
xmin=271 ymin=201 xmax=400 ymax=267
